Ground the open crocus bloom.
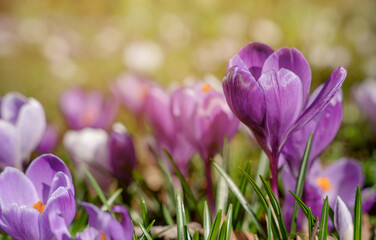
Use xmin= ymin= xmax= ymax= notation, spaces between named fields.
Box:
xmin=60 ymin=87 xmax=118 ymax=130
xmin=282 ymin=158 xmax=363 ymax=230
xmin=0 ymin=154 xmax=76 ymax=240
xmin=222 ymin=41 xmax=346 ymax=193
xmin=0 ymin=92 xmax=46 ymax=169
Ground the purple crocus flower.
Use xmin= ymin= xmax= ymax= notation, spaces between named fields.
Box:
xmin=282 ymin=158 xmax=363 ymax=230
xmin=0 ymin=92 xmax=46 ymax=169
xmin=144 ymin=85 xmax=195 ymax=174
xmin=362 ymin=187 xmax=376 ymax=213
xmin=352 ymin=79 xmax=376 ymax=133
xmin=36 ymin=123 xmax=59 ymax=154
xmin=334 ymin=196 xmax=353 ymax=240
xmin=171 ymin=79 xmax=239 ymax=211
xmin=0 ymin=154 xmax=76 ymax=240
xmin=222 ymin=41 xmax=346 ymax=194
xmin=109 ymin=123 xmax=137 ymax=186
xmin=60 ymin=87 xmax=118 ymax=130
xmin=282 ymin=90 xmax=343 ymax=177
xmin=110 ymin=73 xmax=154 ymax=117
xmin=53 ymin=202 xmax=133 ymax=240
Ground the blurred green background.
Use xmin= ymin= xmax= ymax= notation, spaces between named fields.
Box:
xmin=0 ymin=0 xmax=375 ymax=169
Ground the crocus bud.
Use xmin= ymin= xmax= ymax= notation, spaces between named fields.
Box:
xmin=334 ymin=196 xmax=353 ymax=240
xmin=109 ymin=122 xmax=137 ymax=186
xmin=0 ymin=92 xmax=46 ymax=169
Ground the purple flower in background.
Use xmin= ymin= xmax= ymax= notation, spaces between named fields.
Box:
xmin=63 ymin=127 xmax=112 ymax=189
xmin=282 ymin=90 xmax=343 ymax=177
xmin=111 ymin=73 xmax=154 ymax=117
xmin=362 ymin=187 xmax=376 ymax=212
xmin=222 ymin=41 xmax=346 ymax=194
xmin=282 ymin=158 xmax=363 ymax=230
xmin=0 ymin=92 xmax=46 ymax=169
xmin=334 ymin=196 xmax=353 ymax=240
xmin=60 ymin=87 xmax=118 ymax=130
xmin=144 ymin=85 xmax=195 ymax=174
xmin=36 ymin=123 xmax=59 ymax=154
xmin=76 ymin=202 xmax=133 ymax=240
xmin=0 ymin=154 xmax=76 ymax=240
xmin=352 ymin=79 xmax=376 ymax=133
xmin=109 ymin=123 xmax=137 ymax=186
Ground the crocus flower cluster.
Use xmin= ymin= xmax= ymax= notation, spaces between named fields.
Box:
xmin=60 ymin=87 xmax=118 ymax=130
xmin=0 ymin=92 xmax=46 ymax=169
xmin=222 ymin=41 xmax=346 ymax=194
xmin=63 ymin=122 xmax=137 ymax=189
xmin=0 ymin=154 xmax=75 ymax=239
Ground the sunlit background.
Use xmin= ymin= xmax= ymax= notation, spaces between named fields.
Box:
xmin=1 ymin=0 xmax=376 ymax=173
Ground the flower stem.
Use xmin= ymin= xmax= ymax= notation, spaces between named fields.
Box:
xmin=204 ymin=160 xmax=215 ymax=214
xmin=269 ymin=153 xmax=279 ymax=200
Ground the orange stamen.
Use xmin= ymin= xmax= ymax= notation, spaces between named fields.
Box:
xmin=202 ymin=83 xmax=213 ymax=93
xmin=100 ymin=232 xmax=106 ymax=240
xmin=316 ymin=177 xmax=332 ymax=192
xmin=33 ymin=200 xmax=45 ymax=214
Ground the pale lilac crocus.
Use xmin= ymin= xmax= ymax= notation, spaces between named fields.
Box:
xmin=0 ymin=154 xmax=76 ymax=240
xmin=110 ymin=73 xmax=154 ymax=117
xmin=63 ymin=127 xmax=112 ymax=189
xmin=282 ymin=90 xmax=343 ymax=177
xmin=171 ymin=78 xmax=239 ymax=211
xmin=144 ymin=85 xmax=195 ymax=174
xmin=0 ymin=92 xmax=46 ymax=169
xmin=223 ymin=41 xmax=346 ymax=194
xmin=60 ymin=87 xmax=118 ymax=130
xmin=334 ymin=196 xmax=353 ymax=240
xmin=352 ymin=78 xmax=376 ymax=133
xmin=36 ymin=123 xmax=59 ymax=154
xmin=282 ymin=158 xmax=363 ymax=230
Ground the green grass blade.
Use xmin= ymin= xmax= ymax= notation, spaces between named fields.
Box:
xmin=290 ymin=133 xmax=313 ymax=235
xmin=136 ymin=219 xmax=154 ymax=240
xmin=226 ymin=204 xmax=233 ymax=240
xmin=319 ymin=196 xmax=329 ymax=240
xmin=82 ymin=164 xmax=109 ymax=209
xmin=218 ymin=220 xmax=228 ymax=240
xmin=267 ymin=206 xmax=272 ymax=240
xmin=288 ymin=190 xmax=310 ymax=217
xmin=101 ymin=188 xmax=123 ymax=211
xmin=193 ymin=230 xmax=200 ymax=240
xmin=203 ymin=201 xmax=211 ymax=240
xmin=176 ymin=189 xmax=186 ymax=240
xmin=141 ymin=198 xmax=148 ymax=226
xmin=212 ymin=161 xmax=267 ymax=239
xmin=354 ymin=186 xmax=362 ymax=240
xmin=140 ymin=220 xmax=156 ymax=240
xmin=233 ymin=161 xmax=251 ymax=228
xmin=259 ymin=175 xmax=288 ymax=239
xmin=162 ymin=204 xmax=174 ymax=226
xmin=208 ymin=209 xmax=223 ymax=240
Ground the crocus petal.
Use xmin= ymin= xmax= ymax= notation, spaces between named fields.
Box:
xmin=0 ymin=120 xmax=17 ymax=168
xmin=26 ymin=154 xmax=74 ymax=203
xmin=362 ymin=188 xmax=376 ymax=212
xmin=319 ymin=158 xmax=364 ymax=207
xmin=41 ymin=187 xmax=76 ymax=239
xmin=36 ymin=124 xmax=59 ymax=154
xmin=0 ymin=167 xmax=38 ymax=208
xmin=352 ymin=79 xmax=376 ymax=130
xmin=0 ymin=204 xmax=40 ymax=240
xmin=228 ymin=42 xmax=274 ymax=80
xmin=258 ymin=68 xmax=304 ymax=152
xmin=60 ymin=88 xmax=86 ymax=129
xmin=292 ymin=66 xmax=346 ymax=133
xmin=16 ymin=98 xmax=46 ymax=165
xmin=92 ymin=98 xmax=118 ymax=130
xmin=223 ymin=66 xmax=266 ymax=136
xmin=334 ymin=196 xmax=353 ymax=240
xmin=262 ymin=47 xmax=312 ymax=103
xmin=111 ymin=205 xmax=134 ymax=239
xmin=1 ymin=92 xmax=28 ymax=124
